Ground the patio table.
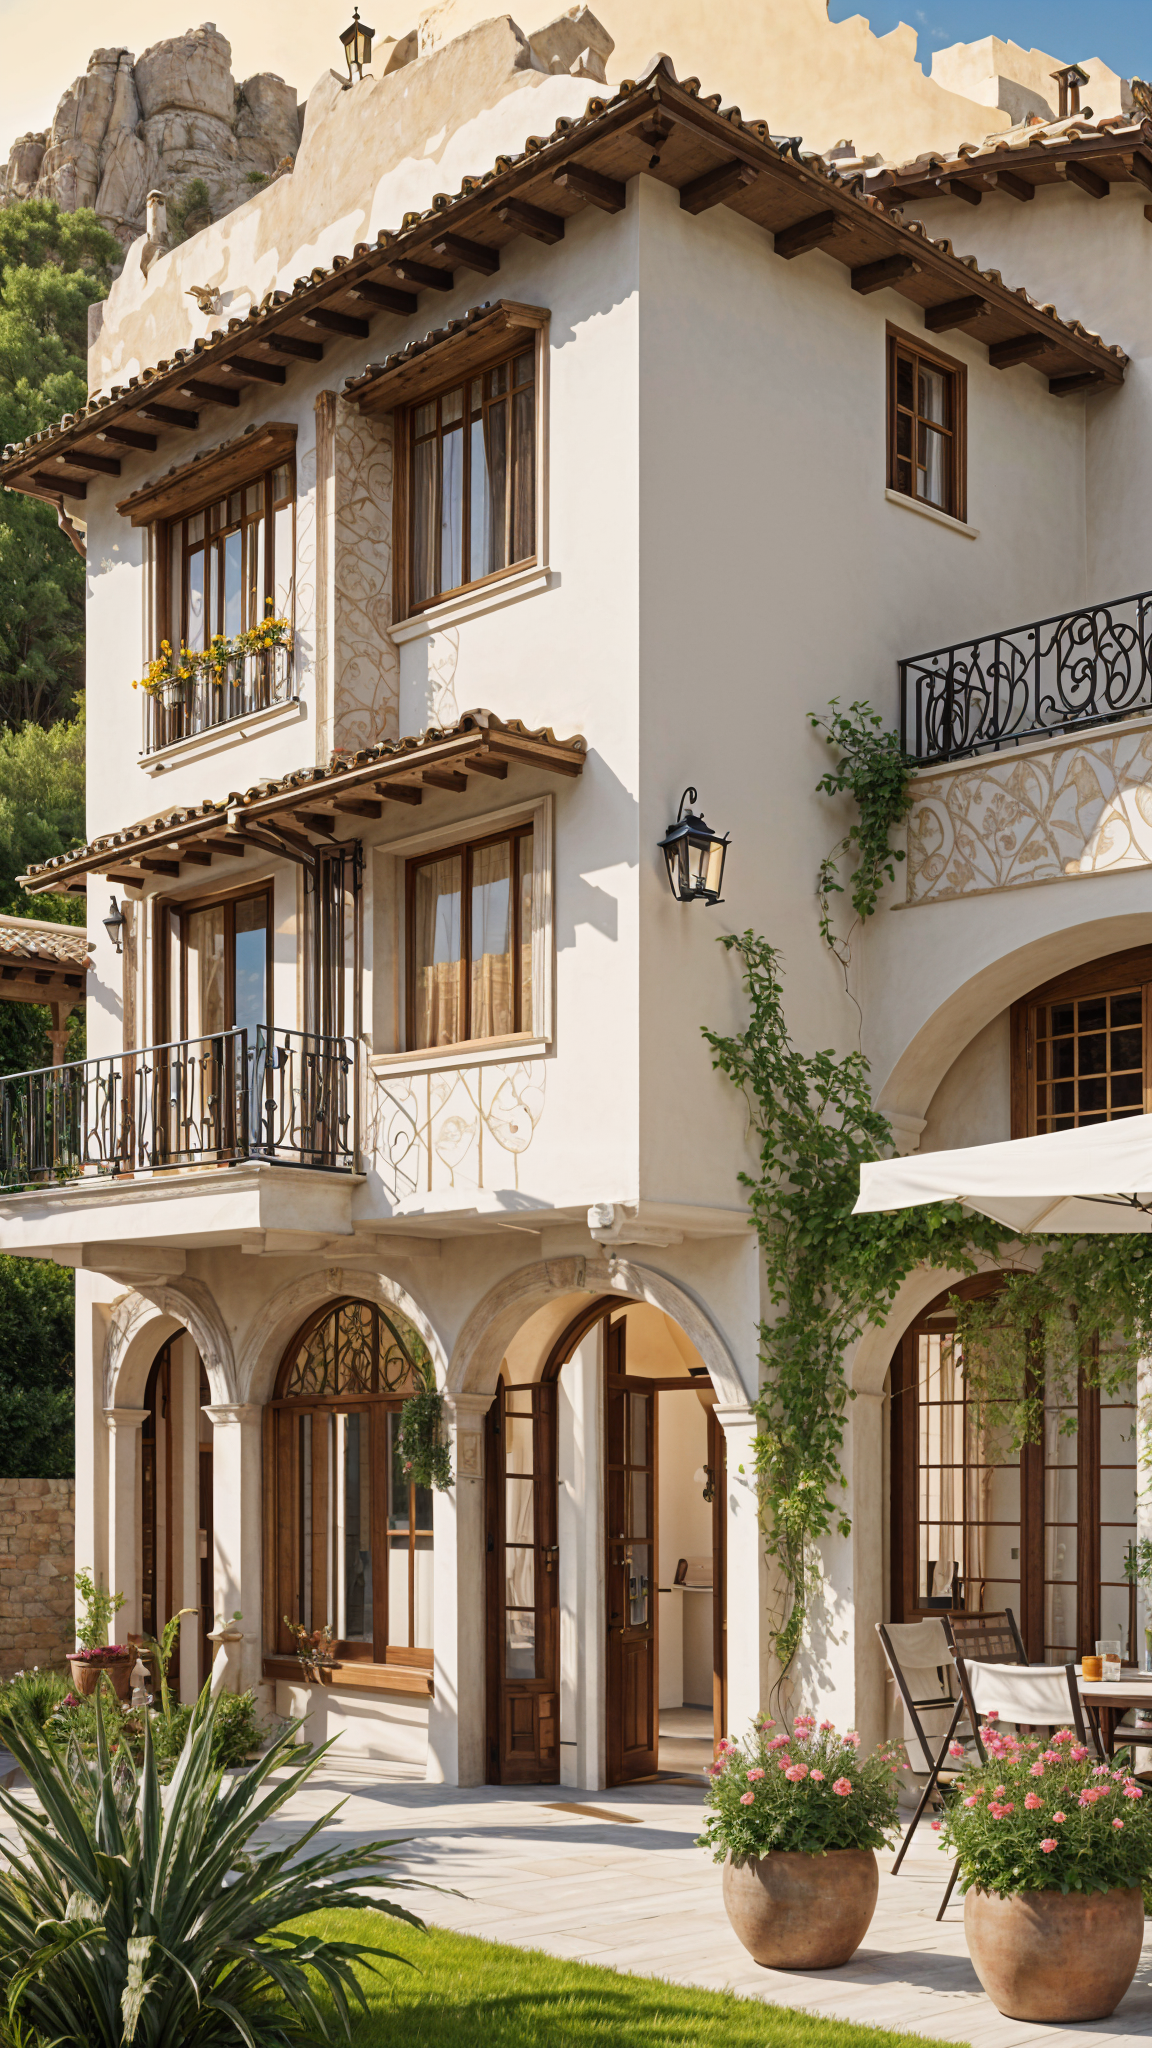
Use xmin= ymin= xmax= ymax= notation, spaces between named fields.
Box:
xmin=1076 ymin=1670 xmax=1152 ymax=1754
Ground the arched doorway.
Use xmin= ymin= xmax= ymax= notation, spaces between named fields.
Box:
xmin=265 ymin=1298 xmax=435 ymax=1678
xmin=889 ymin=1274 xmax=1137 ymax=1661
xmin=483 ymin=1294 xmax=727 ymax=1789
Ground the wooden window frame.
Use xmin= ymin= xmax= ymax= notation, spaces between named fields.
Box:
xmin=394 ymin=333 xmax=543 ymax=623
xmin=886 ymin=325 xmax=967 ymax=524
xmin=1010 ymin=945 xmax=1152 ymax=1138
xmin=404 ymin=822 xmax=535 ymax=1053
xmin=153 ymin=879 xmax=274 ymax=1046
xmin=155 ymin=456 xmax=296 ymax=660
xmin=265 ymin=1300 xmax=434 ymax=1673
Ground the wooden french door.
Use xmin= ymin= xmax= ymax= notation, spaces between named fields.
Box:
xmin=485 ymin=1376 xmax=560 ymax=1783
xmin=606 ymin=1318 xmax=658 ymax=1784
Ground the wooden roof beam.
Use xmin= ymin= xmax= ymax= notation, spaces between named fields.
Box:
xmin=552 ymin=162 xmax=626 ymax=213
xmin=98 ymin=425 xmax=158 ymax=451
xmin=851 ymin=254 xmax=922 ymax=295
xmin=1125 ymin=152 xmax=1152 ymax=194
xmin=219 ymin=356 xmax=287 ymax=386
xmin=331 ymin=794 xmax=383 ymax=818
xmin=46 ymin=449 xmax=121 ymax=476
xmin=349 ymin=281 xmax=419 ymax=315
xmin=137 ymin=401 xmax=199 ymax=430
xmin=925 ymin=294 xmax=992 ymax=333
xmin=773 ymin=210 xmax=850 ymax=260
xmin=422 ymin=768 xmax=468 ymax=793
xmin=374 ymin=782 xmax=423 ymax=805
xmin=105 ymin=871 xmax=145 ymax=889
xmin=256 ymin=335 xmax=323 ymax=361
xmin=936 ymin=175 xmax=982 ymax=205
xmin=466 ymin=754 xmax=509 ymax=779
xmin=430 ymin=233 xmax=500 ymax=276
xmin=290 ymin=808 xmax=338 ymax=836
xmin=390 ymin=259 xmax=455 ymax=293
xmin=177 ymin=380 xmax=241 ymax=408
xmin=496 ymin=198 xmax=565 ymax=245
xmin=31 ymin=470 xmax=84 ymax=498
xmin=987 ymin=168 xmax=1035 ymax=202
xmin=136 ymin=856 xmax=180 ymax=876
xmin=679 ymin=159 xmax=757 ymax=215
xmin=989 ymin=332 xmax=1058 ymax=370
xmin=301 ymin=309 xmax=370 ymax=339
xmin=1049 ymin=369 xmax=1107 ymax=396
xmin=200 ymin=836 xmax=249 ymax=859
xmin=1063 ymin=160 xmax=1110 ymax=198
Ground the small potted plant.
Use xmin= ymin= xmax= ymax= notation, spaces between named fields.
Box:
xmin=699 ymin=1713 xmax=901 ymax=1968
xmin=283 ymin=1617 xmax=338 ymax=1684
xmin=68 ymin=1568 xmax=131 ymax=1700
xmin=939 ymin=1717 xmax=1152 ymax=2021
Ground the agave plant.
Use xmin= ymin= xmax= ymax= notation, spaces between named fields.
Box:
xmin=0 ymin=1687 xmax=425 ymax=2045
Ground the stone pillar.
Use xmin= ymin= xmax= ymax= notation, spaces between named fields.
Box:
xmin=715 ymin=1403 xmax=765 ymax=1739
xmin=75 ymin=1279 xmax=108 ymax=1626
xmin=851 ymin=1390 xmax=888 ymax=1753
xmin=105 ymin=1406 xmax=148 ymax=1638
xmin=559 ymin=1327 xmax=606 ymax=1789
xmin=176 ymin=1336 xmax=202 ymax=1703
xmin=427 ymin=1391 xmax=490 ymax=1786
xmin=203 ymin=1403 xmax=263 ymax=1697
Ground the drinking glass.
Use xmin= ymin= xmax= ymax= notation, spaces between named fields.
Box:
xmin=1097 ymin=1638 xmax=1122 ymax=1682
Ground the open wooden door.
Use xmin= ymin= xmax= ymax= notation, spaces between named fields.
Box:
xmin=708 ymin=1404 xmax=727 ymax=1755
xmin=606 ymin=1318 xmax=659 ymax=1784
xmin=485 ymin=1375 xmax=560 ymax=1784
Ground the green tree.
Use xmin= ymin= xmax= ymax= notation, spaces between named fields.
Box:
xmin=0 ymin=1253 xmax=74 ymax=1475
xmin=0 ymin=201 xmax=119 ymax=728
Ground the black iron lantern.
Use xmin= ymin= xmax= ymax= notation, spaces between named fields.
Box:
xmin=658 ymin=788 xmax=729 ymax=906
xmin=340 ymin=7 xmax=375 ymax=78
xmin=103 ymin=895 xmax=126 ymax=954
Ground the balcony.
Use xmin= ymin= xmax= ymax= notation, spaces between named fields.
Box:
xmin=140 ymin=644 xmax=294 ymax=759
xmin=900 ymin=589 xmax=1152 ymax=765
xmin=0 ymin=1027 xmax=354 ymax=1191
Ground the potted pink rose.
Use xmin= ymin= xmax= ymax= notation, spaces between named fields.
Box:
xmin=699 ymin=1712 xmax=902 ymax=1969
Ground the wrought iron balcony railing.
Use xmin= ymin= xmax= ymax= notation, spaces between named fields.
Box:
xmin=140 ymin=644 xmax=294 ymax=757
xmin=900 ymin=588 xmax=1152 ymax=764
xmin=0 ymin=1027 xmax=354 ymax=1190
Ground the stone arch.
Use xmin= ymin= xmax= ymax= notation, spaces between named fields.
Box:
xmin=448 ymin=1254 xmax=750 ymax=1408
xmin=877 ymin=910 xmax=1152 ymax=1128
xmin=234 ymin=1266 xmax=449 ymax=1408
xmin=103 ymin=1278 xmax=237 ymax=1409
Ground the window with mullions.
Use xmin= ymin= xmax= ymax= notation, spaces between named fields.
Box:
xmin=1014 ymin=951 xmax=1152 ymax=1137
xmin=407 ymin=825 xmax=534 ymax=1050
xmin=888 ymin=332 xmax=965 ymax=520
xmin=172 ymin=461 xmax=295 ymax=651
xmin=408 ymin=348 xmax=536 ymax=610
xmin=268 ymin=1300 xmax=435 ymax=1668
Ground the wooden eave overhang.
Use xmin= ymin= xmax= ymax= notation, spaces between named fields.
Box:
xmin=117 ymin=420 xmax=297 ymax=524
xmin=0 ymin=59 xmax=1127 ymax=507
xmin=347 ymin=300 xmax=549 ymax=414
xmin=19 ymin=712 xmax=586 ymax=898
xmin=874 ymin=117 xmax=1152 ymax=212
xmin=0 ymin=916 xmax=90 ymax=1006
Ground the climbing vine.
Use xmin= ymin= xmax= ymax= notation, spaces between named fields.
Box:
xmin=708 ymin=702 xmax=1152 ymax=1678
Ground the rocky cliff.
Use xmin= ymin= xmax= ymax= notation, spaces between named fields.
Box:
xmin=0 ymin=23 xmax=301 ymax=248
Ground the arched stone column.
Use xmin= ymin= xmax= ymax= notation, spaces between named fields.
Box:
xmin=106 ymin=1406 xmax=149 ymax=1638
xmin=103 ymin=1280 xmax=237 ymax=1409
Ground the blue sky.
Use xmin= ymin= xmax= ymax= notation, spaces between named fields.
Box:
xmin=827 ymin=0 xmax=1152 ymax=79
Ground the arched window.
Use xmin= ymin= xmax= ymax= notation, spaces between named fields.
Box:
xmin=267 ymin=1300 xmax=434 ymax=1672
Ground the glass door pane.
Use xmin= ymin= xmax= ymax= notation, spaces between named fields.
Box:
xmin=504 ymin=1392 xmax=536 ymax=1679
xmin=335 ymin=1410 xmax=372 ymax=1643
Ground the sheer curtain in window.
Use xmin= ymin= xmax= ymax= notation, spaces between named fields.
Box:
xmin=471 ymin=840 xmax=513 ymax=1038
xmin=413 ymin=856 xmax=463 ymax=1047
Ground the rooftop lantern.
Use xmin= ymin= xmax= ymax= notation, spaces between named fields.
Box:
xmin=340 ymin=7 xmax=375 ymax=80
xmin=1050 ymin=62 xmax=1090 ymax=118
xmin=103 ymin=896 xmax=126 ymax=955
xmin=657 ymin=788 xmax=729 ymax=907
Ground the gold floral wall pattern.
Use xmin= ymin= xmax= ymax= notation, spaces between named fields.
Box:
xmin=907 ymin=725 xmax=1152 ymax=903
xmin=362 ymin=1058 xmax=546 ymax=1201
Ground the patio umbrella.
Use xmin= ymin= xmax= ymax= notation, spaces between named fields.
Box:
xmin=853 ymin=1113 xmax=1152 ymax=1235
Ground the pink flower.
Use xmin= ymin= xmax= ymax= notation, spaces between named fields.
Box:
xmin=1024 ymin=1793 xmax=1043 ymax=1810
xmin=759 ymin=1718 xmax=776 ymax=1729
xmin=963 ymin=1794 xmax=982 ymax=1808
xmin=843 ymin=1732 xmax=861 ymax=1749
xmin=819 ymin=1719 xmax=835 ymax=1732
xmin=930 ymin=1820 xmax=942 ymax=1831
xmin=1092 ymin=1762 xmax=1111 ymax=1776
xmin=1070 ymin=1746 xmax=1089 ymax=1763
xmin=1029 ymin=1762 xmax=1045 ymax=1777
xmin=718 ymin=1738 xmax=735 ymax=1753
xmin=993 ymin=1786 xmax=1006 ymax=1799
xmin=1040 ymin=1839 xmax=1058 ymax=1853
xmin=989 ymin=1802 xmax=1014 ymax=1819
xmin=794 ymin=1713 xmax=816 ymax=1729
xmin=1042 ymin=1750 xmax=1061 ymax=1764
xmin=784 ymin=1764 xmax=809 ymax=1782
xmin=949 ymin=1742 xmax=964 ymax=1759
xmin=1114 ymin=1818 xmax=1125 ymax=1830
xmin=832 ymin=1778 xmax=853 ymax=1797
xmin=707 ymin=1762 xmax=724 ymax=1777
xmin=1052 ymin=1811 xmax=1066 ymax=1824
xmin=1123 ymin=1781 xmax=1144 ymax=1799
xmin=984 ymin=1710 xmax=1000 ymax=1723
xmin=746 ymin=1768 xmax=765 ymax=1782
xmin=768 ymin=1735 xmax=791 ymax=1751
xmin=810 ymin=1770 xmax=825 ymax=1781
xmin=1052 ymin=1729 xmax=1073 ymax=1746
xmin=740 ymin=1791 xmax=755 ymax=1806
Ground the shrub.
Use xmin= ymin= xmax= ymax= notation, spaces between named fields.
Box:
xmin=0 ymin=1665 xmax=67 ymax=1734
xmin=0 ymin=1691 xmax=424 ymax=2045
xmin=938 ymin=1718 xmax=1152 ymax=1897
xmin=72 ymin=1565 xmax=125 ymax=1651
xmin=698 ymin=1712 xmax=902 ymax=1862
xmin=51 ymin=1680 xmax=264 ymax=1782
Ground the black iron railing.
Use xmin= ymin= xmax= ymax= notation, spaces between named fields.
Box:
xmin=900 ymin=589 xmax=1152 ymax=764
xmin=0 ymin=1027 xmax=353 ymax=1189
xmin=141 ymin=645 xmax=294 ymax=756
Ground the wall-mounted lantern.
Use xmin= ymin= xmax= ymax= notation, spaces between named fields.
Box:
xmin=657 ymin=788 xmax=729 ymax=906
xmin=103 ymin=896 xmax=126 ymax=955
xmin=340 ymin=8 xmax=375 ymax=79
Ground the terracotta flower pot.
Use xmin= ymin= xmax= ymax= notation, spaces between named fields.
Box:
xmin=722 ymin=1849 xmax=879 ymax=1969
xmin=964 ymin=1883 xmax=1144 ymax=2021
xmin=68 ymin=1654 xmax=132 ymax=1703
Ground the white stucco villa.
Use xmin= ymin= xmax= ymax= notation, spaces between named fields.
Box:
xmin=1 ymin=0 xmax=1150 ymax=1784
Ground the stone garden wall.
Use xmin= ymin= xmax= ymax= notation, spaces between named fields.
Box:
xmin=0 ymin=1479 xmax=75 ymax=1680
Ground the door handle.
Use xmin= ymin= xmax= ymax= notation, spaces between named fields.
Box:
xmin=543 ymin=1544 xmax=559 ymax=1572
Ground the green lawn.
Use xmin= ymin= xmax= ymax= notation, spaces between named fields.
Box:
xmin=301 ymin=1910 xmax=963 ymax=2047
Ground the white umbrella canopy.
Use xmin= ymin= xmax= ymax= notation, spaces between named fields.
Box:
xmin=854 ymin=1114 xmax=1152 ymax=1236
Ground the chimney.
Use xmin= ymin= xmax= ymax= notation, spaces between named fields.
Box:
xmin=145 ymin=190 xmax=169 ymax=247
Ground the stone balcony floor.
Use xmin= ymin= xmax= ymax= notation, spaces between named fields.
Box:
xmin=6 ymin=1745 xmax=1152 ymax=2044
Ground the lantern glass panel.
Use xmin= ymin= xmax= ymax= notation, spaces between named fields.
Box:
xmin=704 ymin=837 xmax=726 ymax=897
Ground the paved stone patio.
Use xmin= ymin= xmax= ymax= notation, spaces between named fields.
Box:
xmin=8 ymin=1738 xmax=1152 ymax=2044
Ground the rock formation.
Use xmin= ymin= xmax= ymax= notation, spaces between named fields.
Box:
xmin=0 ymin=23 xmax=301 ymax=248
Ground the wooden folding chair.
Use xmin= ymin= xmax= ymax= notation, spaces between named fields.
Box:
xmin=943 ymin=1608 xmax=1028 ymax=1667
xmin=877 ymin=1619 xmax=972 ymax=1872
